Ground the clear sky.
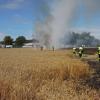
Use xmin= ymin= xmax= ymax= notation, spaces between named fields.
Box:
xmin=0 ymin=0 xmax=35 ymax=40
xmin=0 ymin=0 xmax=100 ymax=41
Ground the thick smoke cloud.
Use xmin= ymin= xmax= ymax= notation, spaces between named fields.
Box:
xmin=35 ymin=0 xmax=52 ymax=48
xmin=35 ymin=0 xmax=79 ymax=48
xmin=35 ymin=0 xmax=100 ymax=48
xmin=50 ymin=0 xmax=79 ymax=48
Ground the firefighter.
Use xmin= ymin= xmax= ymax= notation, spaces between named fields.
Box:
xmin=52 ymin=46 xmax=55 ymax=51
xmin=97 ymin=47 xmax=100 ymax=61
xmin=78 ymin=47 xmax=84 ymax=58
xmin=40 ymin=46 xmax=43 ymax=51
xmin=73 ymin=47 xmax=77 ymax=55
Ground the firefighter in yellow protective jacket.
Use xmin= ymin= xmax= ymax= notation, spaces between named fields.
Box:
xmin=73 ymin=47 xmax=77 ymax=55
xmin=78 ymin=47 xmax=84 ymax=58
xmin=97 ymin=47 xmax=100 ymax=61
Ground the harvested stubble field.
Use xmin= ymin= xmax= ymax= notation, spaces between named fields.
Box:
xmin=0 ymin=48 xmax=99 ymax=100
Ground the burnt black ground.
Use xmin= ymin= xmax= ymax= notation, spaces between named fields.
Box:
xmin=83 ymin=59 xmax=100 ymax=90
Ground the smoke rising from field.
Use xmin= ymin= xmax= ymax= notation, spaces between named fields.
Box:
xmin=50 ymin=0 xmax=80 ymax=48
xmin=35 ymin=0 xmax=79 ymax=48
xmin=35 ymin=0 xmax=100 ymax=48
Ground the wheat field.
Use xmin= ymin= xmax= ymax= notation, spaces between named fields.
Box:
xmin=0 ymin=48 xmax=99 ymax=100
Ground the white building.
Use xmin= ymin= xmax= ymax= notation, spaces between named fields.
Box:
xmin=6 ymin=45 xmax=13 ymax=48
xmin=23 ymin=42 xmax=41 ymax=48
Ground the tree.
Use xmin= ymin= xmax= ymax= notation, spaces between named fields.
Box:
xmin=15 ymin=36 xmax=26 ymax=47
xmin=69 ymin=32 xmax=79 ymax=45
xmin=64 ymin=32 xmax=100 ymax=47
xmin=77 ymin=32 xmax=95 ymax=46
xmin=3 ymin=36 xmax=13 ymax=46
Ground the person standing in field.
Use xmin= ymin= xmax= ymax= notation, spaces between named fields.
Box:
xmin=78 ymin=47 xmax=84 ymax=58
xmin=73 ymin=47 xmax=77 ymax=55
xmin=52 ymin=46 xmax=55 ymax=51
xmin=97 ymin=47 xmax=100 ymax=61
xmin=41 ymin=46 xmax=43 ymax=51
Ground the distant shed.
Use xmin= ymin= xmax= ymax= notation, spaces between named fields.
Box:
xmin=23 ymin=42 xmax=41 ymax=48
xmin=6 ymin=45 xmax=13 ymax=48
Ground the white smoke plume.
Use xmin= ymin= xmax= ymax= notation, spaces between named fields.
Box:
xmin=50 ymin=0 xmax=79 ymax=48
xmin=35 ymin=0 xmax=100 ymax=48
xmin=35 ymin=0 xmax=79 ymax=48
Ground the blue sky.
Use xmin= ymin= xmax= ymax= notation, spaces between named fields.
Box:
xmin=0 ymin=0 xmax=51 ymax=40
xmin=0 ymin=0 xmax=100 ymax=41
xmin=0 ymin=0 xmax=36 ymax=40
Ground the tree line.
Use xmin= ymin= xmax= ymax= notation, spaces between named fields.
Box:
xmin=1 ymin=32 xmax=100 ymax=48
xmin=64 ymin=32 xmax=100 ymax=47
xmin=1 ymin=36 xmax=26 ymax=47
